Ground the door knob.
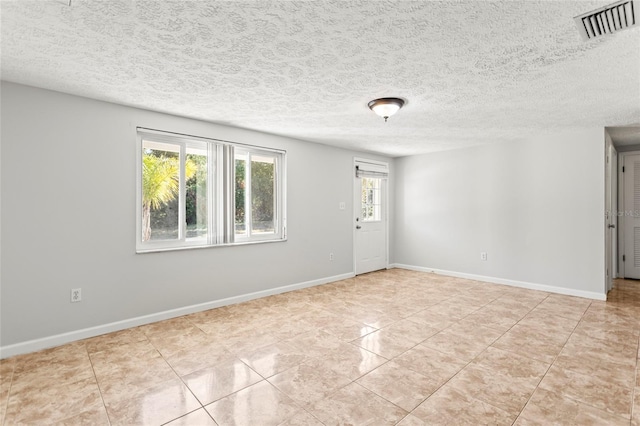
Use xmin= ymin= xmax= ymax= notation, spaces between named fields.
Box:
xmin=608 ymin=224 xmax=616 ymax=228
xmin=356 ymin=225 xmax=362 ymax=229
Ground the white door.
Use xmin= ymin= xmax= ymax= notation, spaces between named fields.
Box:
xmin=623 ymin=154 xmax=640 ymax=279
xmin=354 ymin=160 xmax=388 ymax=275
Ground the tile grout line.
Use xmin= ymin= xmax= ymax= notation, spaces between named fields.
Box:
xmin=240 ymin=356 xmax=324 ymax=425
xmin=632 ymin=334 xmax=639 ymax=423
xmin=1 ymin=361 xmax=16 ymax=426
xmin=361 ymin=287 xmax=548 ymax=423
xmin=194 ymin=332 xmax=337 ymax=426
xmin=86 ymin=345 xmax=113 ymax=426
xmin=507 ymin=300 xmax=588 ymax=425
xmin=373 ymin=291 xmax=520 ymax=423
xmin=475 ymin=293 xmax=593 ymax=424
xmin=265 ymin=360 xmax=348 ymax=425
xmin=159 ymin=340 xmax=236 ymax=424
xmin=516 ymin=299 xmax=638 ymax=423
xmin=138 ymin=322 xmax=229 ymax=425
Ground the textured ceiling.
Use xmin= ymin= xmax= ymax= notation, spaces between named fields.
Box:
xmin=607 ymin=126 xmax=640 ymax=146
xmin=1 ymin=0 xmax=639 ymax=157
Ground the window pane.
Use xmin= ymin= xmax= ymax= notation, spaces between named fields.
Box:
xmin=361 ymin=177 xmax=381 ymax=222
xmin=186 ymin=143 xmax=208 ymax=241
xmin=235 ymin=152 xmax=247 ymax=237
xmin=251 ymin=155 xmax=275 ymax=234
xmin=142 ymin=141 xmax=180 ymax=241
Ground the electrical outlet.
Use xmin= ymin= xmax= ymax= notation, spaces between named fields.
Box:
xmin=329 ymin=252 xmax=334 ymax=261
xmin=71 ymin=288 xmax=82 ymax=303
xmin=339 ymin=202 xmax=346 ymax=210
xmin=480 ymin=252 xmax=488 ymax=261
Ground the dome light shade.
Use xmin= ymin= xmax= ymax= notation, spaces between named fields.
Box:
xmin=368 ymin=97 xmax=405 ymax=122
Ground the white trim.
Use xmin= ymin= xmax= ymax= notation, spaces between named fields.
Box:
xmin=390 ymin=264 xmax=606 ymax=301
xmin=0 ymin=272 xmax=354 ymax=359
xmin=604 ymin=134 xmax=618 ymax=291
xmin=353 ymin=157 xmax=389 ymax=167
xmin=619 ymin=151 xmax=625 ymax=277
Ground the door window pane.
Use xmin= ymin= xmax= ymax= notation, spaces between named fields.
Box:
xmin=361 ymin=177 xmax=381 ymax=222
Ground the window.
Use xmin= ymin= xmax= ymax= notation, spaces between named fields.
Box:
xmin=361 ymin=177 xmax=382 ymax=222
xmin=355 ymin=160 xmax=388 ymax=223
xmin=137 ymin=129 xmax=285 ymax=252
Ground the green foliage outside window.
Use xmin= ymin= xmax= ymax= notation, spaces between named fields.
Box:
xmin=235 ymin=158 xmax=275 ymax=233
xmin=141 ymin=150 xmax=196 ymax=241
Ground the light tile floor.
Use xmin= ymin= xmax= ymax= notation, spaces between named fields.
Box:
xmin=1 ymin=269 xmax=639 ymax=425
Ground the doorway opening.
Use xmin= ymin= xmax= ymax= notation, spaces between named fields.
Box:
xmin=605 ymin=126 xmax=640 ymax=293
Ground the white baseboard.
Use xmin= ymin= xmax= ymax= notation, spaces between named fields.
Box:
xmin=0 ymin=272 xmax=355 ymax=359
xmin=390 ymin=263 xmax=606 ymax=301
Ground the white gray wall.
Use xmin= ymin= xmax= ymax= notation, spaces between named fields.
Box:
xmin=393 ymin=129 xmax=606 ymax=298
xmin=1 ymin=81 xmax=608 ymax=355
xmin=0 ymin=82 xmax=390 ymax=351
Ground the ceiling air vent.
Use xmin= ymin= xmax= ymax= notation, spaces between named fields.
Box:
xmin=574 ymin=0 xmax=639 ymax=40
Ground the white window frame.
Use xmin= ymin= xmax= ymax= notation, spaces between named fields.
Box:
xmin=136 ymin=128 xmax=286 ymax=253
xmin=233 ymin=147 xmax=284 ymax=243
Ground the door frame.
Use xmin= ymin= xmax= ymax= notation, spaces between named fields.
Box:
xmin=353 ymin=157 xmax=390 ymax=275
xmin=610 ymin=147 xmax=618 ymax=282
xmin=604 ymin=136 xmax=618 ymax=291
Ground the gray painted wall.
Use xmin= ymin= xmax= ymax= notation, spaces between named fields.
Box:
xmin=1 ymin=81 xmax=608 ymax=352
xmin=393 ymin=129 xmax=605 ymax=295
xmin=0 ymin=82 xmax=389 ymax=347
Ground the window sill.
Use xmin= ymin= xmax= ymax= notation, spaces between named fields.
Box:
xmin=136 ymin=237 xmax=287 ymax=254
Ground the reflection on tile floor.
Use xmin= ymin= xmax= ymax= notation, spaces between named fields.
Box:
xmin=1 ymin=269 xmax=639 ymax=425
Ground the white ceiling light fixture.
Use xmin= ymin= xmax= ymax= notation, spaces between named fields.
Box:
xmin=368 ymin=98 xmax=405 ymax=122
